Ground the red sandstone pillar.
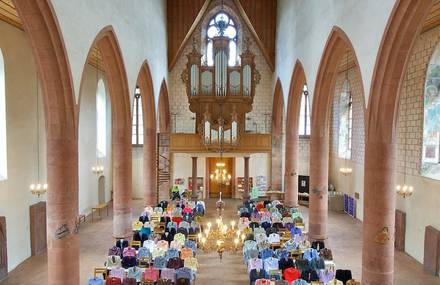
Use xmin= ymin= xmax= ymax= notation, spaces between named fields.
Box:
xmin=113 ymin=134 xmax=132 ymax=238
xmin=191 ymin=157 xmax=198 ymax=201
xmin=309 ymin=131 xmax=328 ymax=240
xmin=46 ymin=136 xmax=79 ymax=285
xmin=362 ymin=140 xmax=396 ymax=285
xmin=243 ymin=156 xmax=250 ymax=201
xmin=271 ymin=132 xmax=283 ymax=191
xmin=284 ymin=131 xmax=298 ymax=207
xmin=144 ymin=130 xmax=157 ymax=206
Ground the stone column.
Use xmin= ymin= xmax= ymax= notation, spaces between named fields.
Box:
xmin=46 ymin=136 xmax=79 ymax=285
xmin=284 ymin=131 xmax=298 ymax=207
xmin=243 ymin=156 xmax=250 ymax=201
xmin=113 ymin=134 xmax=132 ymax=238
xmin=191 ymin=157 xmax=198 ymax=201
xmin=362 ymin=140 xmax=396 ymax=284
xmin=144 ymin=129 xmax=157 ymax=206
xmin=271 ymin=132 xmax=283 ymax=191
xmin=309 ymin=132 xmax=329 ymax=240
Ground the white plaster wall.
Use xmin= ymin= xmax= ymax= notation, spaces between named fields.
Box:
xmin=298 ymin=138 xmax=310 ymax=176
xmin=50 ymin=0 xmax=168 ymax=108
xmin=78 ymin=64 xmax=113 ymax=215
xmin=276 ymin=0 xmax=395 ymax=107
xmin=396 ymin=173 xmax=440 ymax=264
xmin=132 ymin=147 xmax=144 ymax=199
xmin=0 ymin=21 xmax=47 ymax=271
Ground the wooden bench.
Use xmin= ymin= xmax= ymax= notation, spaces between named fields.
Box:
xmin=91 ymin=203 xmax=108 ymax=222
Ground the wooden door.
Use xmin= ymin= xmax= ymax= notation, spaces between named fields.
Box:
xmin=208 ymin=157 xmax=233 ymax=198
xmin=98 ymin=175 xmax=106 ymax=204
xmin=30 ymin=202 xmax=47 ymax=256
xmin=0 ymin=217 xmax=7 ymax=281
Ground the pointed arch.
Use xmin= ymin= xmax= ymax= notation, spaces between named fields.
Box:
xmin=86 ymin=26 xmax=132 ymax=238
xmin=284 ymin=60 xmax=307 ymax=207
xmin=363 ymin=0 xmax=434 ymax=283
xmin=271 ymin=79 xmax=284 ymax=190
xmin=309 ymin=26 xmax=364 ymax=240
xmin=158 ymin=80 xmax=171 ymax=133
xmin=12 ymin=1 xmax=78 ymax=284
xmin=136 ymin=61 xmax=157 ymax=206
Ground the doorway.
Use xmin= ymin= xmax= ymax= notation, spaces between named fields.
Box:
xmin=207 ymin=157 xmax=234 ymax=198
xmin=98 ymin=175 xmax=106 ymax=204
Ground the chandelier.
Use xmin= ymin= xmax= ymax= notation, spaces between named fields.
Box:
xmin=396 ymin=184 xmax=414 ymax=198
xmin=197 ymin=217 xmax=244 ymax=260
xmin=210 ymin=162 xmax=232 ymax=183
xmin=29 ymin=71 xmax=47 ymax=198
xmin=396 ymin=101 xmax=414 ymax=198
xmin=91 ymin=165 xmax=104 ymax=175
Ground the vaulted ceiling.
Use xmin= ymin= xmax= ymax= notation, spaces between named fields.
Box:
xmin=2 ymin=1 xmax=440 ymax=72
xmin=167 ymin=0 xmax=277 ymax=71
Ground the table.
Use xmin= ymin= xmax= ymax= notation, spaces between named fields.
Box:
xmin=91 ymin=203 xmax=108 ymax=221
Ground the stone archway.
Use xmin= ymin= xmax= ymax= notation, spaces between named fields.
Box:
xmin=136 ymin=62 xmax=157 ymax=206
xmin=12 ymin=1 xmax=78 ymax=284
xmin=362 ymin=1 xmax=434 ymax=284
xmin=271 ymin=79 xmax=284 ymax=191
xmin=284 ymin=60 xmax=307 ymax=207
xmin=87 ymin=27 xmax=132 ymax=238
xmin=158 ymin=80 xmax=170 ymax=133
xmin=309 ymin=27 xmax=364 ymax=241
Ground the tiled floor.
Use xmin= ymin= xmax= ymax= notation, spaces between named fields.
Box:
xmin=1 ymin=198 xmax=439 ymax=285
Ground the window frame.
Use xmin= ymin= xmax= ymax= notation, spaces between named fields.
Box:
xmin=132 ymin=87 xmax=143 ymax=147
xmin=299 ymin=85 xmax=311 ymax=139
xmin=338 ymin=79 xmax=353 ymax=159
xmin=205 ymin=12 xmax=238 ymax=67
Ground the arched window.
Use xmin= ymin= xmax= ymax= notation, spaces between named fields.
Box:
xmin=205 ymin=12 xmax=238 ymax=66
xmin=299 ymin=85 xmax=311 ymax=137
xmin=132 ymin=86 xmax=144 ymax=146
xmin=422 ymin=45 xmax=440 ymax=177
xmin=338 ymin=80 xmax=352 ymax=159
xmin=0 ymin=49 xmax=6 ymax=180
xmin=96 ymin=79 xmax=107 ymax=157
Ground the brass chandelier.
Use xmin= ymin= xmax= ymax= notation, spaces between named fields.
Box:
xmin=210 ymin=162 xmax=232 ymax=183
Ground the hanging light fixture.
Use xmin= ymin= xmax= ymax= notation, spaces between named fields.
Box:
xmin=210 ymin=161 xmax=232 ymax=183
xmin=91 ymin=52 xmax=104 ymax=176
xmin=30 ymin=72 xmax=48 ymax=197
xmin=396 ymin=101 xmax=414 ymax=198
xmin=210 ymin=103 xmax=232 ymax=187
xmin=340 ymin=50 xmax=353 ymax=176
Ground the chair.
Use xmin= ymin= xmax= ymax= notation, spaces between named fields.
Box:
xmin=130 ymin=240 xmax=141 ymax=248
xmin=94 ymin=267 xmax=108 ymax=280
xmin=141 ymin=281 xmax=154 ymax=285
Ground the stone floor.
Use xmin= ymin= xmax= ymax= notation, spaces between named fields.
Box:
xmin=0 ymin=198 xmax=439 ymax=285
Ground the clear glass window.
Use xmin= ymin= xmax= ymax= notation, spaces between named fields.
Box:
xmin=205 ymin=12 xmax=238 ymax=67
xmin=96 ymin=79 xmax=107 ymax=157
xmin=299 ymin=85 xmax=311 ymax=136
xmin=132 ymin=87 xmax=144 ymax=146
